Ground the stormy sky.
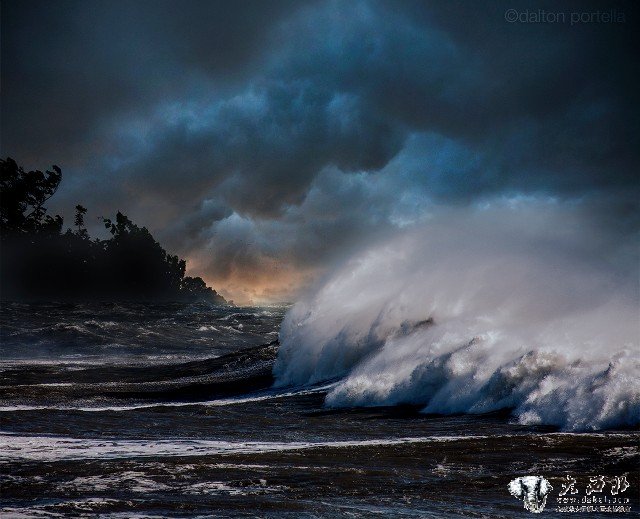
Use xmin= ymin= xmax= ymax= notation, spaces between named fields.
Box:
xmin=2 ymin=0 xmax=638 ymax=303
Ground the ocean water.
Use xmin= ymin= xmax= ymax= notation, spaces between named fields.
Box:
xmin=0 ymin=302 xmax=638 ymax=518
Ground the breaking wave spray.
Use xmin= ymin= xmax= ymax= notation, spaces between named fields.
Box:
xmin=274 ymin=200 xmax=639 ymax=431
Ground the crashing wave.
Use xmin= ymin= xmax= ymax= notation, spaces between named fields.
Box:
xmin=274 ymin=202 xmax=639 ymax=431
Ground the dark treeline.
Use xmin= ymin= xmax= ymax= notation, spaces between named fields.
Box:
xmin=0 ymin=158 xmax=227 ymax=304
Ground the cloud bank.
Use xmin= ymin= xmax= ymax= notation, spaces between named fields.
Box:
xmin=2 ymin=0 xmax=638 ymax=302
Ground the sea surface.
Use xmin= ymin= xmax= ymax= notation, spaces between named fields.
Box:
xmin=0 ymin=302 xmax=637 ymax=518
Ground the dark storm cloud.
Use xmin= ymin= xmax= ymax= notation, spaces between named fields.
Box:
xmin=121 ymin=80 xmax=402 ymax=216
xmin=1 ymin=0 xmax=312 ymax=165
xmin=272 ymin=0 xmax=639 ymax=197
xmin=1 ymin=0 xmax=638 ymax=301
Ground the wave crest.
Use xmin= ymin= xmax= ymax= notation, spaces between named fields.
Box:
xmin=274 ymin=202 xmax=639 ymax=431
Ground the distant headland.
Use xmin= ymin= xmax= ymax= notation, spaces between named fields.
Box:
xmin=0 ymin=157 xmax=228 ymax=304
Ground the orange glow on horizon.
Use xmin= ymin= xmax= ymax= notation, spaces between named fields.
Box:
xmin=186 ymin=257 xmax=318 ymax=306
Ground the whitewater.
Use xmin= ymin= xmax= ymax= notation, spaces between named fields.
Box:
xmin=274 ymin=201 xmax=640 ymax=431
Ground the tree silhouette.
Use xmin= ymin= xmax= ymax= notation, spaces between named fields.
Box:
xmin=0 ymin=158 xmax=227 ymax=304
xmin=0 ymin=157 xmax=63 ymax=236
xmin=74 ymin=205 xmax=88 ymax=238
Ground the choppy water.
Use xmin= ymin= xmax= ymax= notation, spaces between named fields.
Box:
xmin=1 ymin=302 xmax=638 ymax=518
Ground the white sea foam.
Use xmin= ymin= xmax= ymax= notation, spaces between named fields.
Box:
xmin=1 ymin=498 xmax=125 ymax=518
xmin=274 ymin=201 xmax=640 ymax=431
xmin=197 ymin=325 xmax=219 ymax=332
xmin=58 ymin=472 xmax=170 ymax=493
xmin=0 ymin=353 xmax=219 ymax=369
xmin=1 ymin=431 xmax=631 ymax=463
xmin=0 ymin=432 xmax=497 ymax=462
xmin=0 ymin=383 xmax=336 ymax=413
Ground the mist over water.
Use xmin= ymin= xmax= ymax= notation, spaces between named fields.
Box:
xmin=274 ymin=200 xmax=640 ymax=431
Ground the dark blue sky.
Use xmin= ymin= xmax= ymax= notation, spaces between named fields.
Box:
xmin=2 ymin=0 xmax=638 ymax=302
